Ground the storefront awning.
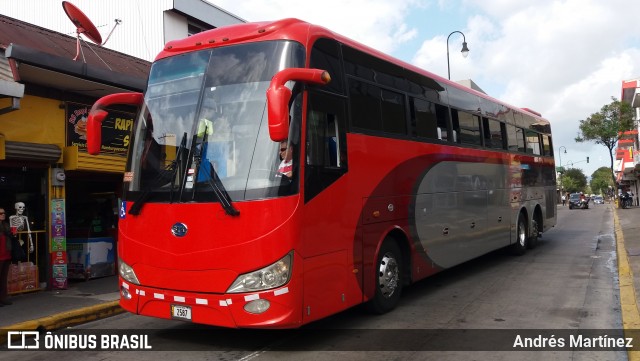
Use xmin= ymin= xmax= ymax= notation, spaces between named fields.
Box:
xmin=63 ymin=146 xmax=125 ymax=173
xmin=0 ymin=139 xmax=61 ymax=163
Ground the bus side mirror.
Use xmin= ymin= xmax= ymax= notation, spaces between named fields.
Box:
xmin=266 ymin=68 xmax=331 ymax=142
xmin=87 ymin=92 xmax=143 ymax=155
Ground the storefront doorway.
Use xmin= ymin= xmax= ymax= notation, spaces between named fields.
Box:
xmin=0 ymin=165 xmax=48 ymax=291
xmin=65 ymin=171 xmax=121 ymax=281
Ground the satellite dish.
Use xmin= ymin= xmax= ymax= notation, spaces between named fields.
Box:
xmin=62 ymin=1 xmax=102 ymax=45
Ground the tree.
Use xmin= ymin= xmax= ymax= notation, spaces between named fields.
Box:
xmin=575 ymin=97 xmax=635 ymax=186
xmin=563 ymin=168 xmax=587 ymax=193
xmin=590 ymin=166 xmax=615 ymax=195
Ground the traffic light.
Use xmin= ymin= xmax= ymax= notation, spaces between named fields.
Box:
xmin=586 ymin=157 xmax=589 ymax=163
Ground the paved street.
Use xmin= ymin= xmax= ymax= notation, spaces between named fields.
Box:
xmin=3 ymin=203 xmax=638 ymax=361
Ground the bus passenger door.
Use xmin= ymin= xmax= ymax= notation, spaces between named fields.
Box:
xmin=301 ymin=91 xmax=361 ymax=322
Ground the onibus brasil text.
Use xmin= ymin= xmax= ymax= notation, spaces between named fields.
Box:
xmin=7 ymin=331 xmax=152 ymax=350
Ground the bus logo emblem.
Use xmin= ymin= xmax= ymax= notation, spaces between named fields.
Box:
xmin=171 ymin=223 xmax=188 ymax=237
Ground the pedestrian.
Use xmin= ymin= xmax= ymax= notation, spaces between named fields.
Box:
xmin=561 ymin=194 xmax=566 ymax=206
xmin=0 ymin=207 xmax=13 ymax=306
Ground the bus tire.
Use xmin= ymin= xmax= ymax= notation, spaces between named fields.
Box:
xmin=366 ymin=239 xmax=403 ymax=314
xmin=511 ymin=214 xmax=527 ymax=256
xmin=527 ymin=217 xmax=539 ymax=249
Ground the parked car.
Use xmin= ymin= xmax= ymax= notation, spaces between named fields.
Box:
xmin=593 ymin=195 xmax=604 ymax=204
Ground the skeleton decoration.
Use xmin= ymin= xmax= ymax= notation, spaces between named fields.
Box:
xmin=9 ymin=202 xmax=33 ymax=253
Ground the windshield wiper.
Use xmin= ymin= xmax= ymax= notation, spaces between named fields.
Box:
xmin=129 ymin=132 xmax=187 ymax=215
xmin=191 ymin=125 xmax=240 ymax=217
xmin=169 ymin=132 xmax=188 ymax=203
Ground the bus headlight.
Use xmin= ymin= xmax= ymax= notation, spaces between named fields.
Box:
xmin=227 ymin=252 xmax=292 ymax=293
xmin=119 ymin=258 xmax=140 ymax=285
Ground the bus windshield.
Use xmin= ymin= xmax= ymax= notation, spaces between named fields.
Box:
xmin=126 ymin=40 xmax=305 ymax=204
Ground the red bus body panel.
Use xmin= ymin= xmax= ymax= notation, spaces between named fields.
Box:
xmin=110 ymin=18 xmax=555 ymax=328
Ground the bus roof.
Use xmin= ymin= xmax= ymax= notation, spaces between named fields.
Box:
xmin=159 ymin=18 xmax=549 ymax=126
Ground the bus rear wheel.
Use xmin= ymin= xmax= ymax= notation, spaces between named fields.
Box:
xmin=366 ymin=239 xmax=403 ymax=314
xmin=526 ymin=216 xmax=540 ymax=249
xmin=511 ymin=215 xmax=527 ymax=256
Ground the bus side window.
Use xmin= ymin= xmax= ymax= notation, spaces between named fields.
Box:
xmin=307 ymin=111 xmax=341 ymax=168
xmin=411 ymin=98 xmax=449 ymax=141
xmin=436 ymin=103 xmax=449 ymax=141
xmin=542 ymin=134 xmax=552 ymax=156
xmin=451 ymin=109 xmax=459 ymax=143
xmin=482 ymin=117 xmax=506 ymax=150
xmin=525 ymin=130 xmax=542 ymax=155
xmin=506 ymin=124 xmax=518 ymax=152
xmin=516 ymin=127 xmax=526 ymax=153
xmin=305 ymin=91 xmax=348 ymax=203
xmin=455 ymin=110 xmax=482 ymax=146
xmin=412 ymin=98 xmax=438 ymax=139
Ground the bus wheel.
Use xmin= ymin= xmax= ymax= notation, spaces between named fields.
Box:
xmin=367 ymin=239 xmax=403 ymax=314
xmin=527 ymin=217 xmax=540 ymax=249
xmin=511 ymin=215 xmax=527 ymax=256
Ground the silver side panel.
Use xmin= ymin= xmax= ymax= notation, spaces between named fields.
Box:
xmin=413 ymin=161 xmax=511 ymax=268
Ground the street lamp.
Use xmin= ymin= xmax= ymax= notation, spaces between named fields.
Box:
xmin=558 ymin=146 xmax=567 ymax=170
xmin=447 ymin=31 xmax=470 ymax=80
xmin=558 ymin=146 xmax=567 ymax=194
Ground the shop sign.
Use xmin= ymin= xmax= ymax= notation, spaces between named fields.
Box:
xmin=51 ymin=251 xmax=68 ymax=265
xmin=66 ymin=102 xmax=134 ymax=156
xmin=51 ymin=237 xmax=66 ymax=252
xmin=50 ymin=198 xmax=67 ymax=290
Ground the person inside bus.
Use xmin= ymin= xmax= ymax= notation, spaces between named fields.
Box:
xmin=278 ymin=140 xmax=293 ymax=178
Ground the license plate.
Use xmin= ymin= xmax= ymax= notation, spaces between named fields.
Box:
xmin=171 ymin=304 xmax=192 ymax=321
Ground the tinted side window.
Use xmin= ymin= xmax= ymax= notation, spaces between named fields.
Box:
xmin=542 ymin=135 xmax=553 ymax=156
xmin=526 ymin=130 xmax=541 ymax=155
xmin=380 ymin=89 xmax=406 ymax=134
xmin=343 ymin=46 xmax=408 ymax=92
xmin=348 ymin=79 xmax=406 ymax=135
xmin=305 ymin=92 xmax=348 ymax=203
xmin=483 ymin=118 xmax=505 ymax=150
xmin=506 ymin=124 xmax=518 ymax=152
xmin=349 ymin=80 xmax=381 ymax=131
xmin=454 ymin=110 xmax=481 ymax=146
xmin=412 ymin=98 xmax=449 ymax=141
xmin=516 ymin=127 xmax=526 ymax=152
xmin=310 ymin=38 xmax=344 ymax=95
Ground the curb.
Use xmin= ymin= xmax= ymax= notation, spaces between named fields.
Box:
xmin=614 ymin=208 xmax=640 ymax=361
xmin=0 ymin=300 xmax=124 ymax=345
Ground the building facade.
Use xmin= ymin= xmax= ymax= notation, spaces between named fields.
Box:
xmin=619 ymin=79 xmax=640 ymax=205
xmin=2 ymin=0 xmax=246 ymax=62
xmin=0 ymin=1 xmax=244 ymax=292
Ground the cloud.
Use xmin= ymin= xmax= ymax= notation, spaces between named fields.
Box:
xmin=211 ymin=0 xmax=640 ymax=177
xmin=208 ymin=0 xmax=421 ymax=54
xmin=410 ymin=0 xmax=640 ymax=176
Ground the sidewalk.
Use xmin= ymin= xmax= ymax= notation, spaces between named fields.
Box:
xmin=0 ymin=204 xmax=639 ymax=341
xmin=613 ymin=202 xmax=640 ymax=329
xmin=0 ymin=275 xmax=122 ymax=343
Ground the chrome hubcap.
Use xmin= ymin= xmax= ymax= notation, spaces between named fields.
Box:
xmin=518 ymin=221 xmax=527 ymax=246
xmin=378 ymin=252 xmax=399 ymax=298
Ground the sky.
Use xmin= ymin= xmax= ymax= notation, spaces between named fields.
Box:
xmin=3 ymin=0 xmax=640 ymax=179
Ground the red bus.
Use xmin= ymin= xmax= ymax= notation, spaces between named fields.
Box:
xmin=87 ymin=18 xmax=557 ymax=328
